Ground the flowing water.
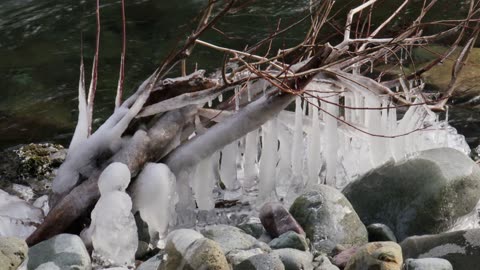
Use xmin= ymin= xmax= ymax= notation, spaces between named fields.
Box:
xmin=0 ymin=0 xmax=477 ymax=150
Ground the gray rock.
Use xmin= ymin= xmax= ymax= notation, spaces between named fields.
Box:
xmin=269 ymin=231 xmax=309 ymax=251
xmin=0 ymin=236 xmax=28 ymax=270
xmin=161 ymin=229 xmax=229 ymax=270
xmin=332 ymin=246 xmax=359 ymax=269
xmin=313 ymin=255 xmax=339 ymax=270
xmin=343 ymin=148 xmax=480 ymax=240
xmin=227 ymin=248 xmax=265 ymax=266
xmin=260 ymin=202 xmax=305 ymax=238
xmin=203 ymin=225 xmax=271 ymax=254
xmin=272 ymin=248 xmax=314 ymax=270
xmin=289 ymin=184 xmax=368 ymax=254
xmin=367 ymin=223 xmax=397 ymax=242
xmin=234 ymin=253 xmax=285 ymax=270
xmin=401 ymin=229 xmax=480 ymax=270
xmin=404 ymin=258 xmax=453 ymax=270
xmin=237 ymin=221 xmax=266 ymax=239
xmin=28 ymin=233 xmax=91 ymax=270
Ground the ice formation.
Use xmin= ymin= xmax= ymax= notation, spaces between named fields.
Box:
xmin=131 ymin=163 xmax=177 ymax=245
xmin=89 ymin=162 xmax=138 ymax=267
xmin=0 ymin=190 xmax=44 ymax=239
xmin=178 ymin=75 xmax=470 ymax=211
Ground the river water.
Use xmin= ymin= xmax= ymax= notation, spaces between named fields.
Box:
xmin=0 ymin=0 xmax=477 ymax=150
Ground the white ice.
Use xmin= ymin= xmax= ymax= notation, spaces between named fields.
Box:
xmin=0 ymin=189 xmax=44 ymax=239
xmin=89 ymin=162 xmax=138 ymax=267
xmin=132 ymin=163 xmax=177 ymax=245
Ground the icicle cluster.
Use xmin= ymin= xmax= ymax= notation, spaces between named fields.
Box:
xmin=178 ymin=78 xmax=470 ymax=212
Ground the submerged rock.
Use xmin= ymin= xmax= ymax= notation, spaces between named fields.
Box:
xmin=289 ymin=185 xmax=368 ymax=254
xmin=343 ymin=148 xmax=480 ymax=240
xmin=404 ymin=258 xmax=453 ymax=270
xmin=0 ymin=236 xmax=28 ymax=270
xmin=400 ymin=229 xmax=480 ymax=270
xmin=344 ymin=242 xmax=403 ymax=270
xmin=28 ymin=234 xmax=91 ymax=270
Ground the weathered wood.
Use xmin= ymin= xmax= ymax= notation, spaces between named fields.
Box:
xmin=26 ymin=106 xmax=196 ymax=246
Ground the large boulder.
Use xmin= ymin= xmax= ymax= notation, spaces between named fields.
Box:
xmin=289 ymin=185 xmax=368 ymax=254
xmin=0 ymin=237 xmax=28 ymax=270
xmin=161 ymin=229 xmax=229 ymax=270
xmin=28 ymin=234 xmax=91 ymax=270
xmin=343 ymin=148 xmax=480 ymax=240
xmin=400 ymin=229 xmax=480 ymax=270
xmin=344 ymin=242 xmax=403 ymax=270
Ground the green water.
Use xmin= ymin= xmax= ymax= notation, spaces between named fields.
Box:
xmin=0 ymin=0 xmax=475 ymax=149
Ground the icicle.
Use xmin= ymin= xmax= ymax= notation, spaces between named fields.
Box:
xmin=369 ymin=60 xmax=374 ymax=73
xmin=445 ymin=105 xmax=449 ymax=122
xmin=207 ymin=99 xmax=212 ymax=107
xmin=307 ymin=98 xmax=321 ymax=186
xmin=192 ymin=153 xmax=217 ymax=210
xmin=247 ymin=81 xmax=252 ymax=102
xmin=220 ymin=141 xmax=241 ymax=199
xmin=365 ymin=95 xmax=384 ymax=166
xmin=243 ymin=129 xmax=259 ymax=190
xmin=218 ymin=93 xmax=223 ymax=102
xmin=291 ymin=97 xmax=304 ymax=187
xmin=323 ymin=92 xmax=339 ymax=186
xmin=384 ymin=54 xmax=388 ymax=64
xmin=258 ymin=118 xmax=278 ymax=204
xmin=276 ymin=123 xmax=293 ymax=200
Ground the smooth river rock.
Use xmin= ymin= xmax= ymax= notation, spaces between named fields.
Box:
xmin=344 ymin=242 xmax=403 ymax=270
xmin=259 ymin=202 xmax=305 ymax=238
xmin=289 ymin=184 xmax=368 ymax=254
xmin=0 ymin=236 xmax=28 ymax=270
xmin=343 ymin=148 xmax=480 ymax=240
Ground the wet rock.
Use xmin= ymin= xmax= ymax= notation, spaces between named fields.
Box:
xmin=161 ymin=229 xmax=229 ymax=270
xmin=271 ymin=248 xmax=313 ymax=270
xmin=269 ymin=231 xmax=309 ymax=251
xmin=400 ymin=228 xmax=480 ymax=270
xmin=289 ymin=185 xmax=368 ymax=254
xmin=260 ymin=202 xmax=304 ymax=238
xmin=28 ymin=234 xmax=91 ymax=270
xmin=313 ymin=255 xmax=339 ymax=270
xmin=0 ymin=236 xmax=28 ymax=270
xmin=332 ymin=246 xmax=359 ymax=269
xmin=234 ymin=253 xmax=285 ymax=270
xmin=367 ymin=223 xmax=397 ymax=242
xmin=203 ymin=225 xmax=271 ymax=254
xmin=344 ymin=242 xmax=403 ymax=270
xmin=343 ymin=148 xmax=480 ymax=240
xmin=404 ymin=258 xmax=453 ymax=270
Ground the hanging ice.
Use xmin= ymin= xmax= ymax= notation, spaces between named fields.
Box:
xmin=89 ymin=162 xmax=138 ymax=267
xmin=323 ymin=92 xmax=339 ymax=186
xmin=220 ymin=141 xmax=241 ymax=198
xmin=307 ymin=99 xmax=321 ymax=186
xmin=131 ymin=163 xmax=177 ymax=246
xmin=243 ymin=129 xmax=259 ymax=189
xmin=192 ymin=153 xmax=218 ymax=210
xmin=258 ymin=118 xmax=278 ymax=204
